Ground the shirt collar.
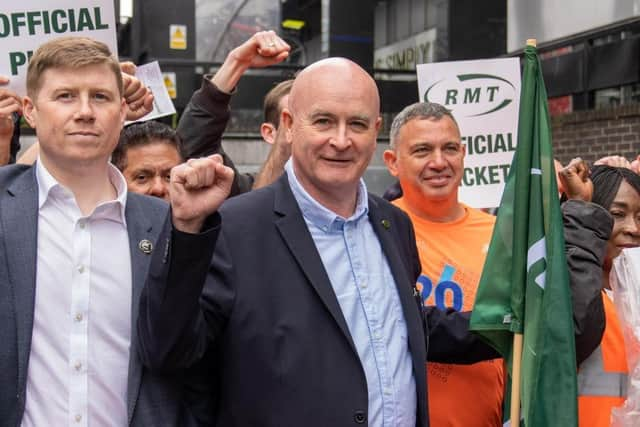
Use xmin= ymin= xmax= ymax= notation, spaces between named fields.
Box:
xmin=36 ymin=159 xmax=128 ymax=225
xmin=285 ymin=159 xmax=369 ymax=231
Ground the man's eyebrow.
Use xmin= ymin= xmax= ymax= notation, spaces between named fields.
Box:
xmin=128 ymin=167 xmax=152 ymax=175
xmin=91 ymin=87 xmax=119 ymax=94
xmin=308 ymin=111 xmax=372 ymax=122
xmin=52 ymin=84 xmax=116 ymax=92
xmin=407 ymin=142 xmax=435 ymax=151
xmin=50 ymin=86 xmax=76 ymax=94
xmin=309 ymin=110 xmax=336 ymax=118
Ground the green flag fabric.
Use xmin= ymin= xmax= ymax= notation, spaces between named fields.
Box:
xmin=469 ymin=45 xmax=578 ymax=426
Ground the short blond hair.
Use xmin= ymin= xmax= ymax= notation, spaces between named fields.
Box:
xmin=27 ymin=36 xmax=123 ymax=98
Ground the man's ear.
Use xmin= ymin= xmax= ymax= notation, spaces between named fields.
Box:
xmin=383 ymin=149 xmax=399 ymax=177
xmin=281 ymin=108 xmax=294 ymax=144
xmin=23 ymin=96 xmax=37 ymax=128
xmin=374 ymin=116 xmax=382 ymax=132
xmin=260 ymin=122 xmax=277 ymax=145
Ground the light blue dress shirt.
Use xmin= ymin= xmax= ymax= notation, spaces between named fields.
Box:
xmin=285 ymin=161 xmax=417 ymax=427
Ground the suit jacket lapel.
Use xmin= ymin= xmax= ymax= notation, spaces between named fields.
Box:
xmin=3 ymin=168 xmax=39 ymax=397
xmin=272 ymin=176 xmax=358 ymax=353
xmin=124 ymin=194 xmax=157 ymax=424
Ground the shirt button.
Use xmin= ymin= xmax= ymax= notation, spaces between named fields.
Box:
xmin=360 ymin=281 xmax=367 ymax=288
xmin=77 ymin=265 xmax=85 ymax=274
xmin=74 ymin=414 xmax=82 ymax=422
xmin=75 ymin=313 xmax=83 ymax=322
xmin=373 ymin=331 xmax=381 ymax=340
xmin=74 ymin=361 xmax=82 ymax=371
xmin=384 ymin=386 xmax=392 ymax=396
xmin=78 ymin=221 xmax=86 ymax=229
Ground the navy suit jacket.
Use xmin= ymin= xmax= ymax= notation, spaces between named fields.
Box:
xmin=0 ymin=164 xmax=207 ymax=426
xmin=139 ymin=174 xmax=499 ymax=427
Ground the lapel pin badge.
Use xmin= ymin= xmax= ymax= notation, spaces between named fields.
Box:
xmin=381 ymin=219 xmax=391 ymax=229
xmin=139 ymin=239 xmax=153 ymax=254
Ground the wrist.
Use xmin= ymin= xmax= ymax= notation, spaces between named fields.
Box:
xmin=172 ymin=216 xmax=205 ymax=234
xmin=210 ymin=52 xmax=250 ymax=93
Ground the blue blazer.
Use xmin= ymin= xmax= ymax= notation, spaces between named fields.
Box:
xmin=139 ymin=174 xmax=498 ymax=427
xmin=0 ymin=165 xmax=208 ymax=426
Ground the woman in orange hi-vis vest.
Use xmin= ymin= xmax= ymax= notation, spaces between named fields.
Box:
xmin=577 ymin=165 xmax=640 ymax=427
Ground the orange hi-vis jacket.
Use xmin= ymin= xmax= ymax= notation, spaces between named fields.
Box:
xmin=578 ymin=291 xmax=628 ymax=427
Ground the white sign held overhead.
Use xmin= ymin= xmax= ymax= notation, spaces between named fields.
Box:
xmin=417 ymin=58 xmax=521 ymax=208
xmin=125 ymin=61 xmax=176 ymax=125
xmin=0 ymin=1 xmax=118 ymax=97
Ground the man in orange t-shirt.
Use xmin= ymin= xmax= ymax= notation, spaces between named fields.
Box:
xmin=383 ymin=102 xmax=504 ymax=427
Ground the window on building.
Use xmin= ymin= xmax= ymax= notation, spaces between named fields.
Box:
xmin=594 ymin=83 xmax=640 ymax=109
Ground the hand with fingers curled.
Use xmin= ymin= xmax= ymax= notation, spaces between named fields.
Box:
xmin=558 ymin=157 xmax=593 ymax=202
xmin=631 ymin=155 xmax=640 ymax=175
xmin=120 ymin=62 xmax=154 ymax=121
xmin=594 ymin=155 xmax=632 ymax=170
xmin=210 ymin=30 xmax=291 ymax=95
xmin=0 ymin=113 xmax=15 ymax=154
xmin=0 ymin=75 xmax=22 ymax=121
xmin=229 ymin=30 xmax=291 ymax=69
xmin=0 ymin=76 xmax=21 ymax=165
xmin=169 ymin=154 xmax=235 ymax=234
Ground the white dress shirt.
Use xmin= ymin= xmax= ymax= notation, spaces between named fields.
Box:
xmin=22 ymin=161 xmax=132 ymax=427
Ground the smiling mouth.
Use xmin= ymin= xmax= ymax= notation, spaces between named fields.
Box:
xmin=69 ymin=131 xmax=99 ymax=137
xmin=424 ymin=175 xmax=451 ymax=185
xmin=323 ymin=158 xmax=352 ymax=164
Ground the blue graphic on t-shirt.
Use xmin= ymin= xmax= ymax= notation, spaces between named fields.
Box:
xmin=417 ymin=264 xmax=463 ymax=311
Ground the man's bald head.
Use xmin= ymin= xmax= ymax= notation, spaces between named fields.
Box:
xmin=288 ymin=58 xmax=380 ymax=115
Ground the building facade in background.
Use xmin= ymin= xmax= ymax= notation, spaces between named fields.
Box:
xmin=116 ymin=0 xmax=639 ymax=189
xmin=508 ymin=0 xmax=640 ymax=163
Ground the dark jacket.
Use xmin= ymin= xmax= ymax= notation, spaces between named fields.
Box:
xmin=562 ymin=199 xmax=612 ymax=364
xmin=177 ymin=77 xmax=254 ymax=197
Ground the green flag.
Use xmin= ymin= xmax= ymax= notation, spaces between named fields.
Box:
xmin=469 ymin=45 xmax=578 ymax=426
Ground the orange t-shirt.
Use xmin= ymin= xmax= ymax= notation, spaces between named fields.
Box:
xmin=393 ymin=197 xmax=505 ymax=427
